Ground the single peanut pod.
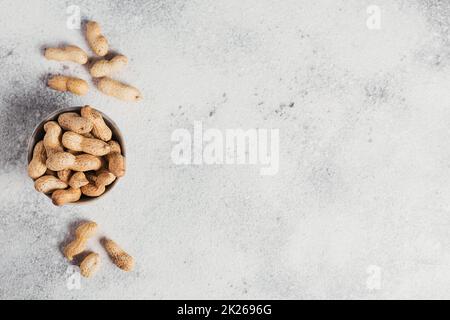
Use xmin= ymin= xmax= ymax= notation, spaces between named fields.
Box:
xmin=106 ymin=141 xmax=125 ymax=177
xmin=57 ymin=169 xmax=72 ymax=183
xmin=46 ymin=152 xmax=102 ymax=172
xmin=75 ymin=221 xmax=98 ymax=238
xmin=58 ymin=112 xmax=93 ymax=134
xmin=97 ymin=77 xmax=142 ymax=102
xmin=62 ymin=131 xmax=111 ymax=156
xmin=44 ymin=45 xmax=88 ymax=64
xmin=80 ymin=183 xmax=105 ymax=197
xmin=43 ymin=121 xmax=63 ymax=157
xmin=95 ymin=169 xmax=116 ymax=186
xmin=80 ymin=253 xmax=101 ymax=278
xmin=46 ymin=152 xmax=76 ymax=171
xmin=71 ymin=154 xmax=103 ymax=171
xmin=48 ymin=76 xmax=89 ymax=96
xmin=52 ymin=187 xmax=81 ymax=206
xmin=62 ymin=221 xmax=97 ymax=259
xmin=90 ymin=55 xmax=128 ymax=77
xmin=81 ymin=170 xmax=115 ymax=197
xmin=68 ymin=172 xmax=89 ymax=189
xmin=63 ymin=237 xmax=87 ymax=260
xmin=102 ymin=238 xmax=134 ymax=271
xmin=34 ymin=175 xmax=68 ymax=193
xmin=108 ymin=140 xmax=122 ymax=154
xmin=86 ymin=21 xmax=109 ymax=56
xmin=107 ymin=153 xmax=125 ymax=177
xmin=28 ymin=141 xmax=47 ymax=179
xmin=80 ymin=106 xmax=112 ymax=141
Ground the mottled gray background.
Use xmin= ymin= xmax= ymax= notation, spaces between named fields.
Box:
xmin=1 ymin=0 xmax=450 ymax=299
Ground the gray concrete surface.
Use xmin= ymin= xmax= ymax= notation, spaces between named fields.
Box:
xmin=1 ymin=0 xmax=450 ymax=299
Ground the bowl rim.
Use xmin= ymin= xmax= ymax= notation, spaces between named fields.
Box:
xmin=27 ymin=106 xmax=125 ymax=205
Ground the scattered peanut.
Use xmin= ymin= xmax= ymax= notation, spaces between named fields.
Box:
xmin=48 ymin=75 xmax=89 ymax=96
xmin=44 ymin=45 xmax=88 ymax=64
xmin=102 ymin=238 xmax=134 ymax=271
xmin=43 ymin=121 xmax=63 ymax=157
xmin=80 ymin=252 xmax=101 ymax=278
xmin=106 ymin=141 xmax=125 ymax=177
xmin=28 ymin=141 xmax=47 ymax=179
xmin=58 ymin=112 xmax=93 ymax=134
xmin=85 ymin=21 xmax=109 ymax=56
xmin=68 ymin=172 xmax=89 ymax=189
xmin=90 ymin=55 xmax=128 ymax=77
xmin=63 ymin=221 xmax=97 ymax=260
xmin=97 ymin=77 xmax=142 ymax=102
xmin=81 ymin=170 xmax=116 ymax=197
xmin=80 ymin=105 xmax=112 ymax=141
xmin=62 ymin=131 xmax=111 ymax=156
xmin=75 ymin=221 xmax=98 ymax=238
xmin=34 ymin=175 xmax=68 ymax=193
xmin=46 ymin=152 xmax=103 ymax=172
xmin=52 ymin=187 xmax=81 ymax=206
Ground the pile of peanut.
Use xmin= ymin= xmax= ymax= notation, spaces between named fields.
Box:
xmin=28 ymin=105 xmax=125 ymax=205
xmin=45 ymin=21 xmax=142 ymax=102
xmin=31 ymin=20 xmax=137 ymax=278
xmin=63 ymin=221 xmax=134 ymax=278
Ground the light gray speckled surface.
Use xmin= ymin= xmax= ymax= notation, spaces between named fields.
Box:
xmin=1 ymin=0 xmax=450 ymax=299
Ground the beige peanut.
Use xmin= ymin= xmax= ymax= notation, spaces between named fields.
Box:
xmin=28 ymin=141 xmax=47 ymax=179
xmin=80 ymin=253 xmax=101 ymax=278
xmin=64 ymin=221 xmax=98 ymax=260
xmin=97 ymin=77 xmax=142 ymax=102
xmin=34 ymin=175 xmax=68 ymax=193
xmin=44 ymin=45 xmax=88 ymax=64
xmin=62 ymin=131 xmax=111 ymax=156
xmin=57 ymin=169 xmax=72 ymax=183
xmin=90 ymin=55 xmax=128 ymax=77
xmin=58 ymin=112 xmax=93 ymax=134
xmin=85 ymin=21 xmax=109 ymax=56
xmin=68 ymin=172 xmax=89 ymax=189
xmin=106 ymin=141 xmax=125 ymax=177
xmin=102 ymin=238 xmax=134 ymax=271
xmin=52 ymin=187 xmax=81 ymax=206
xmin=48 ymin=76 xmax=89 ymax=96
xmin=76 ymin=221 xmax=98 ymax=238
xmin=43 ymin=121 xmax=63 ymax=157
xmin=80 ymin=106 xmax=112 ymax=141
xmin=81 ymin=170 xmax=116 ymax=197
xmin=46 ymin=152 xmax=102 ymax=172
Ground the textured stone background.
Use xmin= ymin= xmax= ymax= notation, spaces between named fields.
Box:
xmin=1 ymin=0 xmax=450 ymax=299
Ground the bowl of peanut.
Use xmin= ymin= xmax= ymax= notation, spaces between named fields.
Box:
xmin=27 ymin=105 xmax=126 ymax=205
